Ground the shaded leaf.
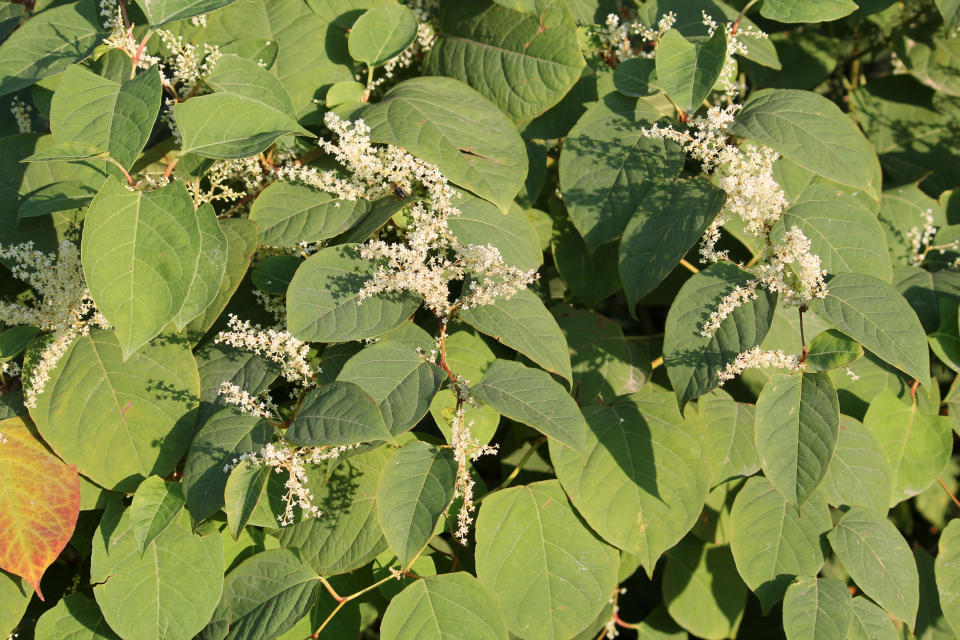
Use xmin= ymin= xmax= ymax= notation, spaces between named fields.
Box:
xmin=729 ymin=476 xmax=831 ymax=612
xmin=551 ymin=391 xmax=709 ymax=569
xmin=376 ymin=442 xmax=457 ymax=568
xmin=473 ymin=359 xmax=586 ymax=454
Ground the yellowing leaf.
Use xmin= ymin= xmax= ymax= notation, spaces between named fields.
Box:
xmin=0 ymin=416 xmax=80 ymax=598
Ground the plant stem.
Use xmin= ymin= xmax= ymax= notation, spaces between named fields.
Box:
xmin=104 ymin=155 xmax=136 ymax=186
xmin=679 ymin=258 xmax=699 ymax=274
xmin=938 ymin=477 xmax=960 ymax=511
xmin=650 ymin=355 xmax=663 ymax=370
xmin=731 ymin=0 xmax=759 ymax=34
xmin=476 ymin=437 xmax=546 ymax=504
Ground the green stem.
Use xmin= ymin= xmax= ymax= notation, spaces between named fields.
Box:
xmin=477 ymin=437 xmax=546 ymax=504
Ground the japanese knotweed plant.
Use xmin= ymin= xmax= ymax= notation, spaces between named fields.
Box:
xmin=1 ymin=1 xmax=960 ymax=640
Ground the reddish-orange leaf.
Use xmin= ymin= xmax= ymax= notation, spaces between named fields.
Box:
xmin=0 ymin=416 xmax=80 ymax=599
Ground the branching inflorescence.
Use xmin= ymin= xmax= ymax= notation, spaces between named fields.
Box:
xmin=216 ymin=113 xmax=535 ymax=540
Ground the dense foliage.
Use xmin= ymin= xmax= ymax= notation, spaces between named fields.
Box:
xmin=0 ymin=0 xmax=959 ymax=638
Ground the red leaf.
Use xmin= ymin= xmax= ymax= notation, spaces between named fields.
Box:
xmin=0 ymin=416 xmax=80 ymax=599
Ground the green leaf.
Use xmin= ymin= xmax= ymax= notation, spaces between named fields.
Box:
xmin=284 ymin=381 xmax=392 ymax=447
xmin=249 ymin=181 xmax=370 ymax=248
xmin=174 ymin=203 xmax=228 ymax=330
xmin=614 ymin=57 xmax=659 ymax=97
xmin=34 ymin=592 xmax=121 ymax=640
xmin=135 ymin=0 xmax=236 ymax=27
xmin=655 ymin=28 xmax=727 ymax=114
xmin=376 ymin=442 xmax=457 ymax=569
xmin=381 ymin=573 xmax=509 ymax=640
xmin=551 ymin=391 xmax=709 ymax=569
xmin=755 ymin=372 xmax=839 ymax=507
xmin=774 ymin=183 xmax=892 ymax=282
xmin=49 ymin=65 xmax=161 ymax=171
xmin=0 ymin=0 xmax=105 ymax=97
xmin=128 ymin=476 xmax=185 ymax=555
xmin=661 ymin=538 xmax=747 ymax=639
xmin=0 ymin=326 xmax=40 ymax=363
xmin=553 ymin=305 xmax=649 ymax=405
xmin=818 ymin=416 xmax=892 ymax=513
xmin=863 ymin=391 xmax=952 ymax=505
xmin=182 ymin=407 xmax=272 ymax=523
xmin=18 ymin=179 xmax=97 ymax=218
xmin=782 ymin=576 xmax=853 ymax=640
xmin=475 ymin=480 xmax=619 ymax=640
xmin=91 ymin=510 xmax=223 ymax=640
xmin=650 ymin=0 xmax=780 ymax=70
xmin=729 ymin=476 xmax=831 ymax=612
xmin=82 ymin=178 xmax=202 ymax=358
xmin=696 ymin=390 xmax=759 ymax=484
xmin=363 ymin=76 xmax=528 ymax=213
xmin=810 ymin=273 xmax=929 ymax=383
xmin=935 ymin=519 xmax=960 ymax=636
xmin=828 ymin=506 xmax=919 ymax=626
xmin=730 ymin=89 xmax=881 ymax=200
xmin=175 ymin=93 xmax=310 ymax=159
xmin=338 ymin=342 xmax=444 ymax=436
xmin=663 ymin=262 xmax=778 ymax=411
xmin=31 ymin=329 xmax=199 ymax=492
xmin=619 ymin=176 xmax=726 ymax=311
xmin=0 ymin=570 xmax=30 ymax=639
xmin=349 ymin=5 xmax=419 ymax=67
xmin=224 ymin=460 xmax=284 ymax=536
xmin=550 ymin=221 xmax=621 ymax=307
xmin=447 ymin=196 xmax=543 ymax=272
xmin=806 ymin=329 xmax=863 ymax=371
xmin=759 ymin=0 xmax=857 ymax=22
xmin=473 ymin=359 xmax=586 ymax=454
xmin=425 ymin=0 xmax=584 ymax=124
xmin=184 ymin=218 xmax=258 ymax=342
xmin=286 ymin=243 xmax=420 ymax=342
xmin=206 ymin=549 xmax=319 ymax=640
xmin=275 ymin=446 xmax=390 ymax=575
xmin=847 ymin=596 xmax=898 ymax=640
xmin=559 ymin=94 xmax=683 ymax=249
xmin=204 ymin=53 xmax=295 ymax=114
xmin=251 ymin=255 xmax=300 ymax=295
xmin=458 ymin=288 xmax=572 ymax=382
xmin=936 ymin=0 xmax=960 ymax=30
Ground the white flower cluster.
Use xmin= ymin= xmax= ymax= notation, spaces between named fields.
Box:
xmin=223 ymin=441 xmax=359 ymax=526
xmin=156 ymin=30 xmax=221 ymax=95
xmin=644 ymin=106 xmax=827 ymax=337
xmin=448 ymin=404 xmax=498 ymax=544
xmin=717 ymin=346 xmax=800 ymax=384
xmin=218 ymin=381 xmax=277 ymax=419
xmin=700 ymin=11 xmax=768 ymax=96
xmin=588 ymin=11 xmax=676 ymax=62
xmin=1 ymin=362 xmax=21 ymax=378
xmin=215 ymin=314 xmax=315 ymax=385
xmin=645 ymin=104 xmax=788 ymax=260
xmin=907 ymin=208 xmax=937 ymax=265
xmin=0 ymin=242 xmax=110 ymax=408
xmin=280 ymin=113 xmax=538 ymax=317
xmin=10 ymin=96 xmax=31 ymax=134
xmin=98 ymin=0 xmax=118 ymax=29
xmin=101 ymin=13 xmax=161 ymax=71
xmin=754 ymin=226 xmax=828 ymax=306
